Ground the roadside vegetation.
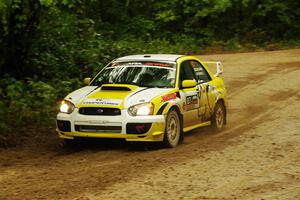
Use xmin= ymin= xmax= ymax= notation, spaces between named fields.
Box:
xmin=0 ymin=0 xmax=299 ymax=146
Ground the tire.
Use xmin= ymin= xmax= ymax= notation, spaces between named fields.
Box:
xmin=163 ymin=109 xmax=181 ymax=148
xmin=211 ymin=101 xmax=226 ymax=131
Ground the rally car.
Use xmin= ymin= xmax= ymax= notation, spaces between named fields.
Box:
xmin=56 ymin=54 xmax=227 ymax=147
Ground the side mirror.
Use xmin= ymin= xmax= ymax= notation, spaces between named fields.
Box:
xmin=83 ymin=78 xmax=91 ymax=85
xmin=182 ymin=79 xmax=197 ymax=88
xmin=214 ymin=62 xmax=223 ymax=77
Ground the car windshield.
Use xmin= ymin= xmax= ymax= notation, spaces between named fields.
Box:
xmin=91 ymin=61 xmax=177 ymax=88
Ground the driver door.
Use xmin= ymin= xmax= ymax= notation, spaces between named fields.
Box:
xmin=179 ymin=61 xmax=200 ymax=127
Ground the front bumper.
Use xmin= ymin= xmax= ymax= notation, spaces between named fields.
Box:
xmin=56 ymin=108 xmax=166 ymax=142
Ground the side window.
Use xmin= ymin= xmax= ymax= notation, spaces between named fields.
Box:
xmin=180 ymin=61 xmax=197 ymax=81
xmin=190 ymin=60 xmax=211 ymax=83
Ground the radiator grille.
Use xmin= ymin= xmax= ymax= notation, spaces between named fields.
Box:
xmin=79 ymin=107 xmax=121 ymax=116
xmin=75 ymin=125 xmax=122 ymax=133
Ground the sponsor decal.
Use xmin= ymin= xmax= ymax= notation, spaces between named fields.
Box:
xmin=162 ymin=93 xmax=177 ymax=102
xmin=184 ymin=95 xmax=199 ymax=111
xmin=112 ymin=62 xmax=142 ymax=67
xmin=111 ymin=61 xmax=175 ymax=68
xmin=186 ymin=95 xmax=198 ymax=105
xmin=83 ymin=98 xmax=121 ymax=106
xmin=144 ymin=62 xmax=173 ymax=68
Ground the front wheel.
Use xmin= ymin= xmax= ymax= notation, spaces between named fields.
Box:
xmin=163 ymin=110 xmax=181 ymax=148
xmin=211 ymin=101 xmax=226 ymax=131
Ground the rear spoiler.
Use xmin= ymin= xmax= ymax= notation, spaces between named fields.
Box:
xmin=202 ymin=61 xmax=223 ymax=77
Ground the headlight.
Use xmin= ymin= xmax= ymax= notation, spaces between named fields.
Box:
xmin=59 ymin=100 xmax=75 ymax=114
xmin=128 ymin=103 xmax=154 ymax=116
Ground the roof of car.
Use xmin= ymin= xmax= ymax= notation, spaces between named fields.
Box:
xmin=115 ymin=54 xmax=184 ymax=62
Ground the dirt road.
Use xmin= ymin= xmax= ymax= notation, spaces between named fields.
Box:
xmin=0 ymin=49 xmax=299 ymax=200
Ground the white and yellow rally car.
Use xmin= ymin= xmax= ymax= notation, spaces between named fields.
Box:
xmin=56 ymin=54 xmax=227 ymax=147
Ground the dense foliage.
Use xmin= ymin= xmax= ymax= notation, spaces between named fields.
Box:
xmin=0 ymin=0 xmax=299 ymax=133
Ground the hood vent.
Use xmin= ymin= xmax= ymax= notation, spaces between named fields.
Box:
xmin=101 ymin=86 xmax=131 ymax=91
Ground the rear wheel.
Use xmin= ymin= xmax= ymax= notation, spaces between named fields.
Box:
xmin=163 ymin=110 xmax=181 ymax=148
xmin=211 ymin=101 xmax=226 ymax=131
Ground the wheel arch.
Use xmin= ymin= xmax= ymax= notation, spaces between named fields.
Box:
xmin=168 ymin=105 xmax=182 ymax=120
xmin=164 ymin=104 xmax=184 ymax=146
xmin=167 ymin=105 xmax=184 ymax=137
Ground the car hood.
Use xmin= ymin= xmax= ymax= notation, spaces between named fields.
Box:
xmin=65 ymin=84 xmax=172 ymax=109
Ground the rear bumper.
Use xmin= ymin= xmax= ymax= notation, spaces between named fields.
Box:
xmin=56 ymin=109 xmax=166 ymax=142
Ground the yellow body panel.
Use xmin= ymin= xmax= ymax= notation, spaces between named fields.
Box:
xmin=78 ymin=84 xmax=139 ymax=109
xmin=183 ymin=121 xmax=211 ymax=132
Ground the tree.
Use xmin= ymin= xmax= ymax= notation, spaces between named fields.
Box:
xmin=0 ymin=0 xmax=43 ymax=78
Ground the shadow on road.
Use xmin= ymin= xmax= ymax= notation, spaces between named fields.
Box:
xmin=53 ymin=126 xmax=218 ymax=155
